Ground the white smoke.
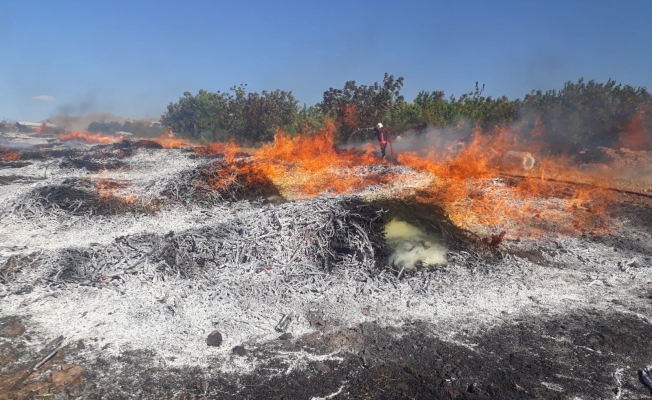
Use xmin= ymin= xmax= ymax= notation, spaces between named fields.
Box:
xmin=385 ymin=218 xmax=446 ymax=270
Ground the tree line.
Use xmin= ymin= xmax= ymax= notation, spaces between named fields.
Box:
xmin=160 ymin=74 xmax=652 ymax=152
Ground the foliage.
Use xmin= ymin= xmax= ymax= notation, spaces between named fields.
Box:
xmin=519 ymin=78 xmax=652 ymax=151
xmin=398 ymin=83 xmax=518 ymax=131
xmin=319 ymin=73 xmax=405 ymax=141
xmin=161 ymin=75 xmax=651 ymax=153
xmin=161 ymin=85 xmax=299 ymax=145
xmin=296 ymin=104 xmax=327 ymax=135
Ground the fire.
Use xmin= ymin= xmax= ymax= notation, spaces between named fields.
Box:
xmin=34 ymin=124 xmax=49 ymax=134
xmin=195 ymin=122 xmax=388 ymax=198
xmin=254 ymin=121 xmax=386 ymax=197
xmin=188 ymin=120 xmax=635 ymax=240
xmin=340 ymin=104 xmax=359 ymax=132
xmin=194 ymin=138 xmax=242 ymax=158
xmin=148 ymin=130 xmax=192 ymax=149
xmin=60 ymin=131 xmax=125 ymax=145
xmin=0 ymin=148 xmax=20 ymax=161
xmin=618 ymin=109 xmax=651 ymax=151
xmin=95 ymin=178 xmax=152 ymax=211
xmin=398 ymin=126 xmax=617 ymax=238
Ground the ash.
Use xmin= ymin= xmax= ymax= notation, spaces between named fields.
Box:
xmin=1 ymin=144 xmax=652 ymax=399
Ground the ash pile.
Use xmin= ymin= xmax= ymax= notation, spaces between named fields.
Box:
xmin=3 ymin=196 xmax=388 ymax=286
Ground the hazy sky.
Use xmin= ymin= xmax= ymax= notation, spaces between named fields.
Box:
xmin=1 ymin=0 xmax=650 ymax=121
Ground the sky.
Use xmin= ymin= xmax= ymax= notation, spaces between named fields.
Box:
xmin=1 ymin=0 xmax=651 ymax=121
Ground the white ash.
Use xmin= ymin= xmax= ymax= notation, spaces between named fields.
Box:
xmin=3 ymin=228 xmax=651 ymax=375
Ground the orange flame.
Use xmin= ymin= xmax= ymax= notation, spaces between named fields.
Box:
xmin=0 ymin=148 xmax=20 ymax=161
xmin=340 ymin=104 xmax=359 ymax=131
xmin=34 ymin=123 xmax=49 ymax=134
xmin=95 ymin=178 xmax=143 ymax=209
xmin=147 ymin=130 xmax=192 ymax=149
xmin=194 ymin=138 xmax=242 ymax=158
xmin=179 ymin=121 xmax=632 ymax=240
xmin=60 ymin=131 xmax=125 ymax=145
xmin=253 ymin=121 xmax=385 ymax=196
xmin=618 ymin=109 xmax=652 ymax=151
xmin=397 ymin=126 xmax=618 ymax=238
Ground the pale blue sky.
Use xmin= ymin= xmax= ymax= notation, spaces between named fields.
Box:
xmin=1 ymin=0 xmax=650 ymax=121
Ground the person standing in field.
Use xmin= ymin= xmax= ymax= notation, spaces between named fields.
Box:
xmin=373 ymin=123 xmax=396 ymax=161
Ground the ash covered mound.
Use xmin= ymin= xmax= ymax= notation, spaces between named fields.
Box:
xmin=166 ymin=157 xmax=283 ymax=204
xmin=2 ymin=197 xmax=389 ymax=287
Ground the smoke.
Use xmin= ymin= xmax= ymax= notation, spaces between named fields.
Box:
xmin=384 ymin=219 xmax=446 ymax=270
xmin=53 ymin=92 xmax=99 ymax=131
xmin=342 ymin=121 xmax=476 ymax=160
xmin=391 ymin=122 xmax=475 ymax=155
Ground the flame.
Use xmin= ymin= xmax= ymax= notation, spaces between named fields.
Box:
xmin=253 ymin=121 xmax=386 ymax=196
xmin=60 ymin=131 xmax=125 ymax=145
xmin=618 ymin=109 xmax=652 ymax=151
xmin=0 ymin=148 xmax=20 ymax=161
xmin=147 ymin=130 xmax=192 ymax=149
xmin=194 ymin=138 xmax=242 ymax=158
xmin=34 ymin=123 xmax=49 ymax=134
xmin=340 ymin=104 xmax=359 ymax=131
xmin=95 ymin=178 xmax=146 ymax=210
xmin=165 ymin=120 xmax=641 ymax=240
xmin=398 ymin=126 xmax=617 ymax=238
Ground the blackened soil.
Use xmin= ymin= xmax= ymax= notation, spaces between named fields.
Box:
xmin=592 ymin=198 xmax=652 ymax=256
xmin=4 ymin=311 xmax=649 ymax=399
xmin=0 ymin=176 xmax=38 ymax=185
xmin=0 ymin=161 xmax=32 ymax=169
xmin=133 ymin=140 xmax=164 ymax=149
xmin=167 ymin=159 xmax=283 ymax=204
xmin=28 ymin=179 xmax=153 ymax=216
xmin=18 ymin=149 xmax=80 ymax=160
xmin=333 ymin=313 xmax=652 ymax=399
xmin=368 ymin=196 xmax=497 ymax=259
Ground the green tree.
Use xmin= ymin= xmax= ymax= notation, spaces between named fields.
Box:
xmin=319 ymin=73 xmax=405 ymax=141
xmin=520 ymin=78 xmax=652 ymax=151
xmin=161 ymin=90 xmax=231 ymax=141
xmin=389 ymin=83 xmax=518 ymax=135
xmin=296 ymin=104 xmax=326 ymax=135
xmin=161 ymin=86 xmax=299 ymax=144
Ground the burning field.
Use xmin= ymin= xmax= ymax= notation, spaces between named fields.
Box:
xmin=1 ymin=125 xmax=652 ymax=399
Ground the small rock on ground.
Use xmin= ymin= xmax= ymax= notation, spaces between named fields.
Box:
xmin=206 ymin=330 xmax=223 ymax=347
xmin=232 ymin=345 xmax=247 ymax=356
xmin=315 ymin=361 xmax=330 ymax=374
